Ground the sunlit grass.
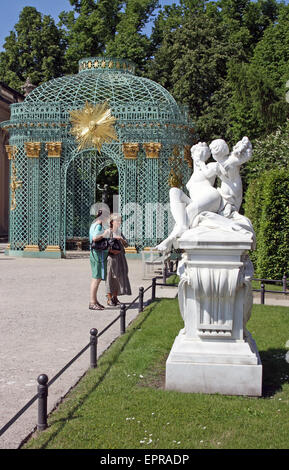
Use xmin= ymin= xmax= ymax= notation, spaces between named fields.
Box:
xmin=23 ymin=300 xmax=289 ymax=449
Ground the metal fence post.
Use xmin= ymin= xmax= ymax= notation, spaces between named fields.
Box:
xmin=283 ymin=274 xmax=287 ymax=294
xmin=90 ymin=328 xmax=98 ymax=368
xmin=120 ymin=304 xmax=126 ymax=335
xmin=261 ymin=283 xmax=265 ymax=305
xmin=163 ymin=264 xmax=167 ymax=284
xmin=175 ymin=259 xmax=179 ymax=272
xmin=138 ymin=287 xmax=144 ymax=313
xmin=151 ymin=277 xmax=156 ymax=302
xmin=37 ymin=374 xmax=48 ymax=431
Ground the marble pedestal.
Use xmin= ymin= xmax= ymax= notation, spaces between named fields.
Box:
xmin=165 ymin=227 xmax=262 ymax=396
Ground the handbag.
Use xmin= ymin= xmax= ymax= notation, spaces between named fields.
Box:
xmin=108 ymin=231 xmax=122 ymax=255
xmin=91 ymin=238 xmax=108 ymax=251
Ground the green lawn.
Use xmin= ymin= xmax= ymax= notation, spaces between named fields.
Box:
xmin=23 ymin=299 xmax=289 ymax=450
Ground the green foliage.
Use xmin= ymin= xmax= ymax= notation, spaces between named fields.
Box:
xmin=244 ymin=167 xmax=289 ymax=278
xmin=0 ymin=7 xmax=66 ymax=91
xmin=227 ymin=3 xmax=289 ymax=141
xmin=23 ymin=299 xmax=289 ymax=449
xmin=95 ymin=164 xmax=119 ymax=210
xmin=146 ymin=0 xmax=283 ymax=143
xmin=228 ymin=61 xmax=288 ymax=142
xmin=105 ymin=0 xmax=158 ymax=71
xmin=245 ymin=120 xmax=289 ymax=183
xmin=147 ymin=3 xmax=240 ymax=141
xmin=59 ymin=0 xmax=123 ymax=73
xmin=0 ymin=0 xmax=288 ymax=143
xmin=60 ymin=0 xmax=158 ymax=74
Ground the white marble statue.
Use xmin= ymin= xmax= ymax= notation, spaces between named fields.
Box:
xmin=211 ymin=136 xmax=252 ymax=217
xmin=156 ymin=141 xmax=226 ymax=252
xmin=163 ymin=137 xmax=262 ymax=396
xmin=156 ymin=137 xmax=254 ymax=252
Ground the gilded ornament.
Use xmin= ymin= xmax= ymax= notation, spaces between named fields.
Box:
xmin=45 ymin=142 xmax=62 ymax=158
xmin=5 ymin=145 xmax=17 ymax=160
xmin=143 ymin=142 xmax=162 ymax=159
xmin=70 ymin=101 xmax=118 ymax=152
xmin=24 ymin=142 xmax=41 ymax=158
xmin=173 ymin=145 xmax=180 ymax=157
xmin=184 ymin=145 xmax=193 ymax=168
xmin=168 ymin=168 xmax=183 ymax=188
xmin=10 ymin=162 xmax=22 ymax=210
xmin=168 ymin=151 xmax=183 ymax=188
xmin=24 ymin=244 xmax=40 ymax=252
xmin=122 ymin=143 xmax=139 ymax=159
xmin=45 ymin=245 xmax=61 ymax=252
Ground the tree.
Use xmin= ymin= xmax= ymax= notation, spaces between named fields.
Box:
xmin=147 ymin=0 xmax=281 ymax=143
xmin=243 ymin=120 xmax=289 ymax=183
xmin=227 ymin=3 xmax=289 ymax=142
xmin=147 ymin=2 xmax=246 ymax=142
xmin=61 ymin=0 xmax=159 ymax=74
xmin=105 ymin=0 xmax=159 ymax=71
xmin=0 ymin=7 xmax=66 ymax=91
xmin=227 ymin=61 xmax=288 ymax=142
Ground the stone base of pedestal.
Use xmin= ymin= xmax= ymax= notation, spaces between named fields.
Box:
xmin=166 ymin=332 xmax=262 ymax=396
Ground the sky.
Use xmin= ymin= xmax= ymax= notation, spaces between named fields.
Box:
xmin=0 ymin=0 xmax=175 ymax=51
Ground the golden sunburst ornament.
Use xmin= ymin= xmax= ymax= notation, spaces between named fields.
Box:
xmin=69 ymin=101 xmax=117 ymax=152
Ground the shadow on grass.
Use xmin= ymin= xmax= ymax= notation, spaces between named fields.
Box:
xmin=260 ymin=348 xmax=289 ymax=397
xmin=24 ymin=300 xmax=161 ymax=449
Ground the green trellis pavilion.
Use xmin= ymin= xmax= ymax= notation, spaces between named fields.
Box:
xmin=1 ymin=57 xmax=195 ymax=258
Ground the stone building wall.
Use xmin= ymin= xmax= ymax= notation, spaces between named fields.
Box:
xmin=0 ymin=83 xmax=23 ymax=239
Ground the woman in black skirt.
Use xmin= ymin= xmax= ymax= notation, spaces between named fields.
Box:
xmin=106 ymin=214 xmax=132 ymax=306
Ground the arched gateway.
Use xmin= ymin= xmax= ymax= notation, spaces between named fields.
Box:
xmin=1 ymin=57 xmax=194 ymax=257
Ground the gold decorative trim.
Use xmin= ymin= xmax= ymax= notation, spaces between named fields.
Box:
xmin=24 ymin=142 xmax=41 ymax=158
xmin=168 ymin=150 xmax=183 ymax=188
xmin=143 ymin=142 xmax=162 ymax=159
xmin=122 ymin=143 xmax=139 ymax=159
xmin=5 ymin=145 xmax=18 ymax=160
xmin=184 ymin=145 xmax=193 ymax=168
xmin=10 ymin=162 xmax=22 ymax=211
xmin=24 ymin=245 xmax=40 ymax=252
xmin=70 ymin=101 xmax=117 ymax=152
xmin=45 ymin=142 xmax=62 ymax=158
xmin=125 ymin=246 xmax=137 ymax=253
xmin=45 ymin=245 xmax=61 ymax=252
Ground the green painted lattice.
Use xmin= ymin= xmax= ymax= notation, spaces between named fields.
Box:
xmin=1 ymin=57 xmax=194 ymax=256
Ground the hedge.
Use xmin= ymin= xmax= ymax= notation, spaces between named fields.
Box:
xmin=244 ymin=167 xmax=289 ymax=279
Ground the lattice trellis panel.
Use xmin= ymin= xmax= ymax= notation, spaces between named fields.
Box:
xmin=39 ymin=150 xmax=50 ymax=250
xmin=2 ymin=56 xmax=196 ymax=255
xmin=9 ymin=145 xmax=28 ymax=250
xmin=65 ymin=146 xmax=124 ymax=244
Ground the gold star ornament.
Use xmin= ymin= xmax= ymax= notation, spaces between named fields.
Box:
xmin=69 ymin=101 xmax=118 ymax=152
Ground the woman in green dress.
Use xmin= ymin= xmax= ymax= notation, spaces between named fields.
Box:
xmin=89 ymin=210 xmax=110 ymax=310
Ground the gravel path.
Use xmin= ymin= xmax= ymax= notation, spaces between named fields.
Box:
xmin=0 ymin=246 xmax=288 ymax=449
xmin=0 ymin=249 xmax=177 ymax=449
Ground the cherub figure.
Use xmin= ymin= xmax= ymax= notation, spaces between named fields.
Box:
xmin=211 ymin=136 xmax=253 ymax=217
xmin=156 ymin=142 xmax=226 ymax=252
